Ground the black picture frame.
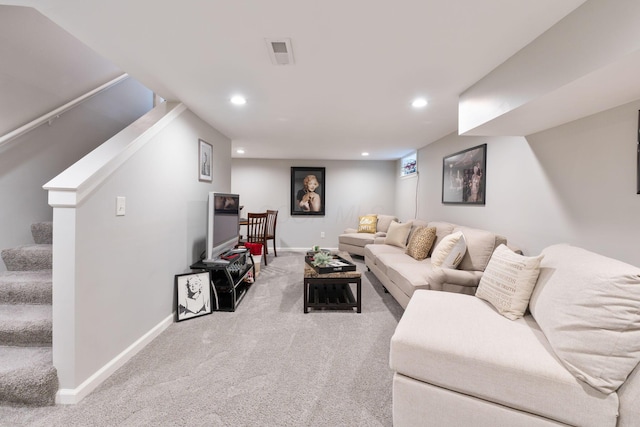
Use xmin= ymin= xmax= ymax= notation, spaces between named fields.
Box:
xmin=198 ymin=139 xmax=212 ymax=182
xmin=291 ymin=167 xmax=326 ymax=216
xmin=175 ymin=271 xmax=213 ymax=321
xmin=442 ymin=144 xmax=487 ymax=205
xmin=637 ymin=110 xmax=640 ymax=194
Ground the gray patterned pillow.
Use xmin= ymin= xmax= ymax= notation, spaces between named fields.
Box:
xmin=406 ymin=226 xmax=436 ymax=260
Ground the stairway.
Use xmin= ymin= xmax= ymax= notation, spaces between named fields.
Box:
xmin=0 ymin=222 xmax=58 ymax=406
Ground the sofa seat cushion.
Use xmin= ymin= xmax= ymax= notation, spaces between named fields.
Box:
xmin=373 ymin=252 xmax=421 ymax=276
xmin=339 ymin=232 xmax=377 ymax=248
xmin=390 ymin=290 xmax=619 ymax=427
xmin=364 ymin=243 xmax=405 ymax=267
xmin=388 ymin=263 xmax=483 ymax=295
xmin=376 ymin=258 xmax=432 ymax=297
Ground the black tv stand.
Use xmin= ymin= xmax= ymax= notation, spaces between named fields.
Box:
xmin=190 ymin=250 xmax=255 ymax=311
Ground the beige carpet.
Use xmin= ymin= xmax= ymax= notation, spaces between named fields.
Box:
xmin=0 ymin=251 xmax=403 ymax=426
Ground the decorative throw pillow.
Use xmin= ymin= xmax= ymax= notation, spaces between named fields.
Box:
xmin=528 ymin=244 xmax=640 ymax=394
xmin=406 ymin=226 xmax=437 ymax=260
xmin=475 ymin=244 xmax=544 ymax=320
xmin=431 ymin=231 xmax=466 ymax=268
xmin=357 ymin=215 xmax=377 ymax=233
xmin=384 ymin=221 xmax=413 ymax=248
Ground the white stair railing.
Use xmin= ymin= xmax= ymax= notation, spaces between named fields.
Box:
xmin=0 ymin=73 xmax=129 ymax=149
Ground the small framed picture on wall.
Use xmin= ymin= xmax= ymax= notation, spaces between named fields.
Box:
xmin=199 ymin=139 xmax=213 ymax=182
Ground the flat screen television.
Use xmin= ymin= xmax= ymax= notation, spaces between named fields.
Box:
xmin=205 ymin=192 xmax=240 ymax=262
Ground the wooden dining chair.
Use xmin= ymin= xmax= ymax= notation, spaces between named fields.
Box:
xmin=265 ymin=210 xmax=278 ymax=258
xmin=246 ymin=212 xmax=268 ymax=266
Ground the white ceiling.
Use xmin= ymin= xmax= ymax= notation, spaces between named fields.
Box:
xmin=4 ymin=0 xmax=587 ymax=160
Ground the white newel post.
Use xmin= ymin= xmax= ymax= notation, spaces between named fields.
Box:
xmin=48 ymin=190 xmax=79 ymax=404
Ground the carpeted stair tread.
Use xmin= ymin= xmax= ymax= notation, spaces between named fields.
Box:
xmin=0 ymin=305 xmax=52 ymax=346
xmin=1 ymin=245 xmax=52 ymax=271
xmin=31 ymin=222 xmax=53 ymax=245
xmin=0 ymin=346 xmax=57 ymax=406
xmin=0 ymin=271 xmax=52 ymax=305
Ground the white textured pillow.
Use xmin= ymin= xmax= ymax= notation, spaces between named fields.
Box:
xmin=529 ymin=244 xmax=640 ymax=394
xmin=431 ymin=231 xmax=466 ymax=268
xmin=384 ymin=221 xmax=413 ymax=248
xmin=475 ymin=244 xmax=544 ymax=320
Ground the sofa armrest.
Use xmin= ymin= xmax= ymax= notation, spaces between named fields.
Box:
xmin=374 ymin=231 xmax=387 ymax=238
xmin=373 ymin=236 xmax=387 ymax=244
xmin=428 ymin=268 xmax=483 ymax=291
xmin=618 ymin=361 xmax=640 ymax=426
xmin=343 ymin=227 xmax=358 ymax=234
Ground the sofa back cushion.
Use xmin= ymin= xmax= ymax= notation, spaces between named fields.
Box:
xmin=406 ymin=219 xmax=428 ymax=242
xmin=426 ymin=221 xmax=456 ymax=256
xmin=453 ymin=226 xmax=505 ymax=271
xmin=529 ymin=244 xmax=640 ymax=394
xmin=369 ymin=214 xmax=397 ymax=233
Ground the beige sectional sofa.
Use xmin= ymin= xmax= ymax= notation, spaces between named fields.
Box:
xmin=337 ymin=214 xmax=397 ymax=256
xmin=364 ymin=220 xmax=507 ymax=308
xmin=390 ymin=244 xmax=640 ymax=426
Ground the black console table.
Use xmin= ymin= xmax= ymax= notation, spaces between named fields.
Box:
xmin=190 ymin=250 xmax=255 ymax=312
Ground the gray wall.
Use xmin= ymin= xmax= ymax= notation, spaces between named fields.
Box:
xmin=0 ymin=5 xmax=123 ymax=136
xmin=0 ymin=77 xmax=153 ymax=271
xmin=402 ymin=99 xmax=640 ymax=267
xmin=63 ymin=107 xmax=230 ymax=390
xmin=231 ymin=159 xmax=397 ymax=250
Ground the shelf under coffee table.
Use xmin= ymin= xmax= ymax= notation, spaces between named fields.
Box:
xmin=303 ymin=252 xmax=361 ymax=313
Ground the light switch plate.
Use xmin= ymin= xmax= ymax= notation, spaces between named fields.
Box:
xmin=116 ymin=196 xmax=126 ymax=216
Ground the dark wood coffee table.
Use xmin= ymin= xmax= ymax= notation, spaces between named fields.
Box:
xmin=303 ymin=252 xmax=361 ymax=313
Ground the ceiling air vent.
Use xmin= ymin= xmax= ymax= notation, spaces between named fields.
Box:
xmin=265 ymin=38 xmax=294 ymax=65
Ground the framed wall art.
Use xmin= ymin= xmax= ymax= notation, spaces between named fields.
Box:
xmin=442 ymin=144 xmax=487 ymax=205
xmin=637 ymin=110 xmax=640 ymax=194
xmin=291 ymin=167 xmax=326 ymax=216
xmin=175 ymin=271 xmax=214 ymax=321
xmin=401 ymin=152 xmax=417 ymax=177
xmin=199 ymin=139 xmax=212 ymax=182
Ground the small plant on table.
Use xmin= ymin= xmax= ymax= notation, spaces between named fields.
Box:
xmin=312 ymin=251 xmax=333 ymax=267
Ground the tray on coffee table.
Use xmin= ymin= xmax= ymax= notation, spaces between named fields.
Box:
xmin=304 ymin=254 xmax=357 ymax=274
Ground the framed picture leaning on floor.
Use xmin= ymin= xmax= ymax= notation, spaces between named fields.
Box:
xmin=175 ymin=271 xmax=214 ymax=321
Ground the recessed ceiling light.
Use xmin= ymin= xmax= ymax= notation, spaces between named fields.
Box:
xmin=236 ymin=148 xmax=245 ymax=154
xmin=230 ymin=95 xmax=247 ymax=105
xmin=361 ymin=152 xmax=370 ymax=157
xmin=411 ymin=98 xmax=428 ymax=108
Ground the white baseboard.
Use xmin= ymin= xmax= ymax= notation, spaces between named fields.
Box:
xmin=286 ymin=247 xmax=338 ymax=252
xmin=55 ymin=313 xmax=174 ymax=404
